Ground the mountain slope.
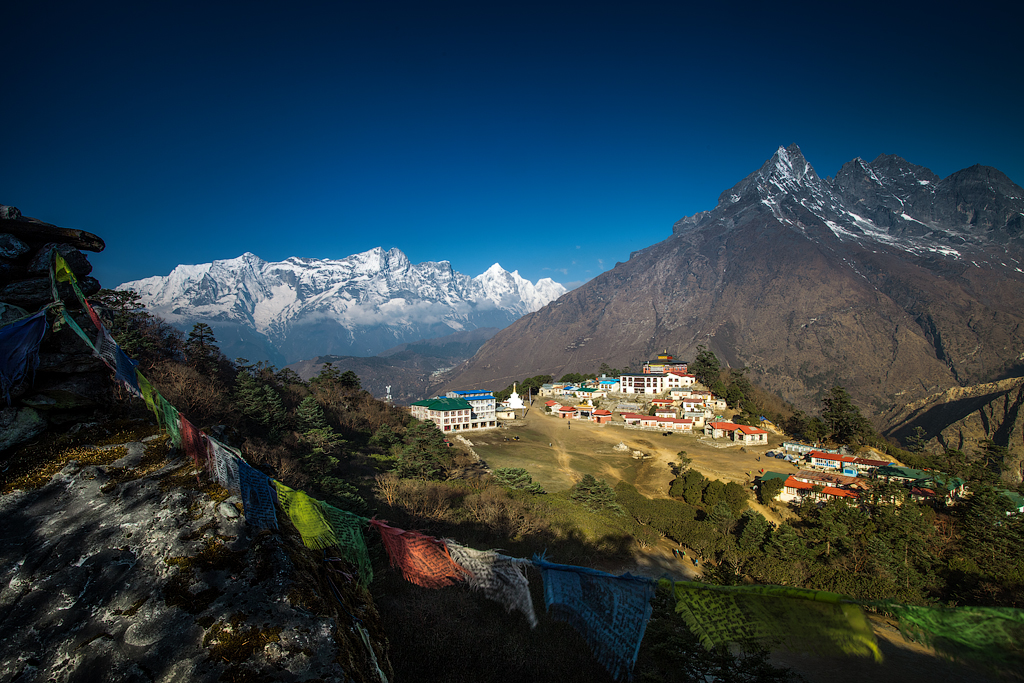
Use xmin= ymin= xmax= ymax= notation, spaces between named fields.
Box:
xmin=443 ymin=145 xmax=1024 ymax=420
xmin=882 ymin=377 xmax=1024 ymax=483
xmin=119 ymin=248 xmax=565 ymax=365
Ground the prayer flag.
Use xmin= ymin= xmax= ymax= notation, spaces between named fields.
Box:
xmin=664 ymin=580 xmax=880 ymax=662
xmin=445 ymin=540 xmax=537 ymax=627
xmin=178 ymin=415 xmax=210 ymax=472
xmin=208 ymin=436 xmax=241 ymax=495
xmin=237 ymin=459 xmax=278 ymax=529
xmin=870 ymin=601 xmax=1024 ymax=673
xmin=370 ymin=519 xmax=467 ymax=589
xmin=321 ymin=502 xmax=373 ymax=586
xmin=53 ymin=252 xmax=102 ymax=331
xmin=136 ymin=370 xmax=161 ymax=425
xmin=275 ymin=481 xmax=338 ymax=550
xmin=535 ymin=557 xmax=656 ymax=682
xmin=97 ymin=327 xmax=140 ymax=397
xmin=1 ymin=310 xmax=47 ymax=404
xmin=157 ymin=395 xmax=181 ymax=447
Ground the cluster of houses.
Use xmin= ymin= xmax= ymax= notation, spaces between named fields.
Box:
xmin=410 ymin=352 xmax=777 ymax=447
xmin=759 ymin=449 xmax=1023 ymax=513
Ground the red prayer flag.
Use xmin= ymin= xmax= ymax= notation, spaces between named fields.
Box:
xmin=370 ymin=519 xmax=468 ymax=589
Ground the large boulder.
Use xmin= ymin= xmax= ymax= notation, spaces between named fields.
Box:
xmin=0 ymin=233 xmax=30 ymax=260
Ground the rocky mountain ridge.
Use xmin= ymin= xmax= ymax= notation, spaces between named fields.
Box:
xmin=119 ymin=248 xmax=565 ymax=366
xmin=443 ymin=145 xmax=1024 ymax=425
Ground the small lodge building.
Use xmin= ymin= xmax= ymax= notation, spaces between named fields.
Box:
xmin=538 ymin=384 xmax=561 ymax=397
xmin=638 ymin=415 xmax=693 ymax=431
xmin=654 ymin=407 xmax=677 ymax=419
xmin=665 ymin=370 xmax=697 ymax=387
xmin=734 ymin=424 xmax=769 ymax=445
xmin=621 ymin=412 xmax=644 ymax=425
xmin=705 ymin=421 xmax=739 ymax=439
xmin=705 ymin=421 xmax=768 ymax=444
xmin=598 ymin=377 xmax=620 ymax=392
xmin=782 ymin=476 xmax=860 ymax=504
xmin=495 ymin=405 xmax=517 ymax=420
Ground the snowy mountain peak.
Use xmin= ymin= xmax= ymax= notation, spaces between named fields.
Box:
xmin=119 ymin=248 xmax=566 ymax=364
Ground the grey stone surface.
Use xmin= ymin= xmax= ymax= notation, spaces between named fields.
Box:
xmin=0 ymin=232 xmax=30 ymax=259
xmin=0 ymin=444 xmax=381 ymax=682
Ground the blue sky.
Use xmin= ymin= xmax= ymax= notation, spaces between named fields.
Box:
xmin=3 ymin=1 xmax=1021 ymax=291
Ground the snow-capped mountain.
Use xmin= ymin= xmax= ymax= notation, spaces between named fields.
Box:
xmin=118 ymin=247 xmax=566 ymax=365
xmin=675 ymin=145 xmax=1024 ymax=270
xmin=446 ymin=145 xmax=1024 ymax=420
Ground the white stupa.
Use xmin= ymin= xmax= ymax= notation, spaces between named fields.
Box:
xmin=506 ymin=383 xmax=526 ymax=410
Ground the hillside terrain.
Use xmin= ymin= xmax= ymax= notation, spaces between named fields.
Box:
xmin=443 ymin=146 xmax=1024 ymax=426
xmin=884 ymin=376 xmax=1024 ymax=483
xmin=285 ymin=327 xmax=498 ymax=403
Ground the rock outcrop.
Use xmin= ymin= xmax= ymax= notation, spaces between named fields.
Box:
xmin=1 ymin=206 xmax=393 ymax=681
xmin=1 ymin=205 xmax=110 ymax=453
xmin=0 ymin=429 xmax=391 ymax=682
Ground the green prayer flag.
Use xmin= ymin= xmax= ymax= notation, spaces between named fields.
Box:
xmin=157 ymin=396 xmax=181 ymax=447
xmin=136 ymin=370 xmax=161 ymax=425
xmin=871 ymin=601 xmax=1024 ymax=673
xmin=661 ymin=579 xmax=881 ymax=661
xmin=274 ymin=481 xmax=338 ymax=550
xmin=321 ymin=502 xmax=373 ymax=585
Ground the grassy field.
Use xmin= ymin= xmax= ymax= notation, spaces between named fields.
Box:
xmin=466 ymin=405 xmax=800 ymax=500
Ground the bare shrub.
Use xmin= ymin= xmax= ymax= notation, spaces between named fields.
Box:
xmin=386 ymin=479 xmax=458 ymax=522
xmin=375 ymin=472 xmax=400 ymax=507
xmin=464 ymin=486 xmax=544 ymax=540
xmin=148 ymin=361 xmax=232 ymax=425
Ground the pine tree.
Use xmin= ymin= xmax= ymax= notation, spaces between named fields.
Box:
xmin=184 ymin=322 xmax=220 ymax=376
xmin=690 ymin=345 xmax=721 ymax=388
xmin=296 ymin=395 xmax=328 ymax=433
xmin=570 ymin=474 xmax=622 ymax=513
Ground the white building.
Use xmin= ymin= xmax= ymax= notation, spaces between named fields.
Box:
xmin=444 ymin=390 xmax=498 ymax=429
xmin=618 ymin=373 xmax=667 ymax=395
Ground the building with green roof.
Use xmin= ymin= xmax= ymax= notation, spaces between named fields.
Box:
xmin=410 ymin=397 xmax=496 ymax=432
